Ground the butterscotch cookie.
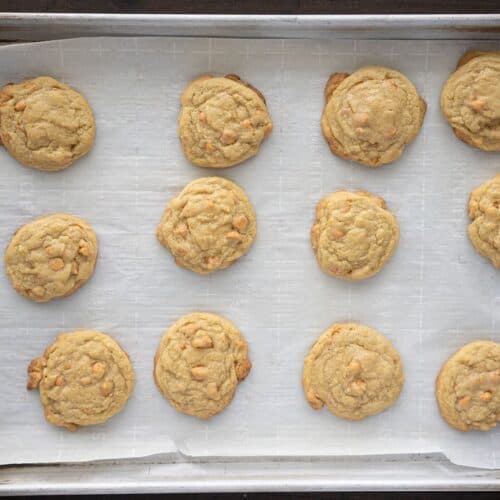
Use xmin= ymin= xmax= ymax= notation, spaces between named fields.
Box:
xmin=468 ymin=174 xmax=500 ymax=268
xmin=311 ymin=190 xmax=399 ymax=280
xmin=154 ymin=312 xmax=251 ymax=419
xmin=5 ymin=214 xmax=98 ymax=302
xmin=303 ymin=322 xmax=404 ymax=420
xmin=321 ymin=66 xmax=426 ymax=167
xmin=157 ymin=177 xmax=257 ymax=274
xmin=178 ymin=74 xmax=272 ymax=168
xmin=0 ymin=76 xmax=95 ymax=171
xmin=436 ymin=341 xmax=499 ymax=431
xmin=441 ymin=51 xmax=500 ymax=151
xmin=27 ymin=330 xmax=134 ymax=430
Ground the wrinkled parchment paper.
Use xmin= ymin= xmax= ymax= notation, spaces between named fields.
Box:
xmin=0 ymin=37 xmax=498 ymax=468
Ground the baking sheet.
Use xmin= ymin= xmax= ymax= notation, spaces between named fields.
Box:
xmin=0 ymin=37 xmax=498 ymax=469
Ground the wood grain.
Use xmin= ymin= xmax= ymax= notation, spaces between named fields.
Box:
xmin=3 ymin=0 xmax=500 ymax=14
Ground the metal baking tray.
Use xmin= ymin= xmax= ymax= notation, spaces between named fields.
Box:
xmin=0 ymin=13 xmax=499 ymax=494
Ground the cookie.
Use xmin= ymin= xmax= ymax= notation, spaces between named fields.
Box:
xmin=157 ymin=177 xmax=257 ymax=274
xmin=303 ymin=322 xmax=404 ymax=420
xmin=5 ymin=214 xmax=98 ymax=302
xmin=0 ymin=76 xmax=95 ymax=171
xmin=321 ymin=66 xmax=426 ymax=167
xmin=27 ymin=330 xmax=134 ymax=430
xmin=311 ymin=190 xmax=399 ymax=280
xmin=436 ymin=340 xmax=499 ymax=431
xmin=178 ymin=74 xmax=272 ymax=168
xmin=441 ymin=51 xmax=500 ymax=151
xmin=467 ymin=174 xmax=500 ymax=268
xmin=154 ymin=312 xmax=251 ymax=419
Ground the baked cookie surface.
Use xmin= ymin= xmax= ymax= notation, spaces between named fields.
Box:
xmin=321 ymin=66 xmax=426 ymax=167
xmin=303 ymin=322 xmax=404 ymax=420
xmin=436 ymin=340 xmax=499 ymax=431
xmin=441 ymin=51 xmax=500 ymax=151
xmin=178 ymin=74 xmax=272 ymax=168
xmin=311 ymin=190 xmax=399 ymax=280
xmin=154 ymin=312 xmax=251 ymax=419
xmin=0 ymin=76 xmax=95 ymax=171
xmin=468 ymin=174 xmax=500 ymax=268
xmin=27 ymin=330 xmax=134 ymax=430
xmin=5 ymin=213 xmax=98 ymax=302
xmin=157 ymin=177 xmax=257 ymax=274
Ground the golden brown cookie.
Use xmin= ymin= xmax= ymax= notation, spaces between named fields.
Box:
xmin=303 ymin=322 xmax=404 ymax=420
xmin=0 ymin=76 xmax=95 ymax=171
xmin=311 ymin=190 xmax=399 ymax=280
xmin=5 ymin=214 xmax=98 ymax=302
xmin=154 ymin=312 xmax=251 ymax=419
xmin=436 ymin=340 xmax=499 ymax=431
xmin=321 ymin=66 xmax=426 ymax=167
xmin=441 ymin=51 xmax=500 ymax=151
xmin=157 ymin=177 xmax=257 ymax=274
xmin=28 ymin=330 xmax=135 ymax=430
xmin=178 ymin=74 xmax=272 ymax=168
xmin=468 ymin=174 xmax=500 ymax=268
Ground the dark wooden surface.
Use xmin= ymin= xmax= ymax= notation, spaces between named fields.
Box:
xmin=12 ymin=494 xmax=500 ymax=499
xmin=3 ymin=0 xmax=500 ymax=14
xmin=12 ymin=493 xmax=500 ymax=498
xmin=6 ymin=1 xmax=499 ymax=498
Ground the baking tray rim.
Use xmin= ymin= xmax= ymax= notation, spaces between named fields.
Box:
xmin=2 ymin=452 xmax=500 ymax=494
xmin=1 ymin=13 xmax=500 ymax=40
xmin=0 ymin=12 xmax=499 ymax=494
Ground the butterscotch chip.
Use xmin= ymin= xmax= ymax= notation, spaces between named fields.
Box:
xmin=441 ymin=51 xmax=500 ymax=151
xmin=27 ymin=330 xmax=134 ymax=430
xmin=154 ymin=312 xmax=251 ymax=419
xmin=0 ymin=76 xmax=95 ymax=171
xmin=311 ymin=190 xmax=399 ymax=280
xmin=303 ymin=323 xmax=404 ymax=420
xmin=178 ymin=74 xmax=272 ymax=168
xmin=436 ymin=341 xmax=499 ymax=431
xmin=467 ymin=174 xmax=500 ymax=269
xmin=321 ymin=66 xmax=426 ymax=167
xmin=157 ymin=177 xmax=256 ymax=274
xmin=4 ymin=214 xmax=98 ymax=302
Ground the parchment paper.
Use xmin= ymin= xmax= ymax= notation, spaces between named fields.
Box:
xmin=0 ymin=37 xmax=498 ymax=469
